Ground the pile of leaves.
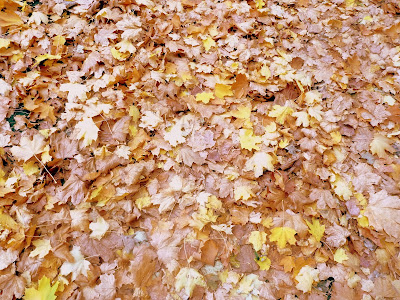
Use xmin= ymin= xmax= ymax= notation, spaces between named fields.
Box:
xmin=1 ymin=0 xmax=400 ymax=299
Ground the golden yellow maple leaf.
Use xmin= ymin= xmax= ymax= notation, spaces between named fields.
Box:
xmin=24 ymin=276 xmax=59 ymax=300
xmin=215 ymin=83 xmax=233 ymax=99
xmin=255 ymin=255 xmax=271 ymax=271
xmin=268 ymin=105 xmax=294 ymax=124
xmin=248 ymin=231 xmax=267 ymax=252
xmin=203 ymin=37 xmax=216 ymax=51
xmin=334 ymin=248 xmax=348 ymax=263
xmin=269 ymin=227 xmax=297 ymax=248
xmin=305 ymin=218 xmax=325 ymax=243
xmin=196 ymin=92 xmax=214 ymax=104
xmin=239 ymin=129 xmax=262 ymax=151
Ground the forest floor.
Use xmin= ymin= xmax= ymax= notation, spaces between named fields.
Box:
xmin=1 ymin=0 xmax=400 ymax=299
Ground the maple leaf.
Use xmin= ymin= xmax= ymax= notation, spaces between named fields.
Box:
xmin=23 ymin=161 xmax=40 ymax=176
xmin=364 ymin=190 xmax=400 ymax=239
xmin=239 ymin=129 xmax=262 ymax=151
xmin=268 ymin=105 xmax=294 ymax=124
xmin=0 ymin=78 xmax=11 ymax=96
xmin=10 ymin=134 xmax=46 ymax=161
xmin=215 ymin=83 xmax=233 ymax=99
xmin=334 ymin=248 xmax=348 ymax=263
xmin=175 ymin=267 xmax=206 ymax=297
xmin=203 ymin=36 xmax=216 ymax=51
xmin=269 ymin=227 xmax=297 ymax=248
xmin=305 ymin=218 xmax=325 ymax=243
xmin=370 ymin=134 xmax=395 ymax=158
xmin=33 ymin=54 xmax=62 ymax=67
xmin=248 ymin=231 xmax=267 ymax=252
xmin=89 ymin=216 xmax=109 ymax=240
xmin=29 ymin=239 xmax=51 ymax=259
xmin=295 ymin=265 xmax=319 ymax=293
xmin=243 ymin=151 xmax=275 ymax=177
xmin=280 ymin=256 xmax=295 ymax=272
xmin=0 ymin=248 xmax=18 ymax=270
xmin=255 ymin=255 xmax=271 ymax=271
xmin=60 ymin=246 xmax=90 ymax=281
xmin=74 ymin=117 xmax=100 ymax=146
xmin=195 ymin=92 xmax=214 ymax=104
xmin=23 ymin=276 xmax=59 ymax=300
xmin=232 ymin=74 xmax=249 ymax=98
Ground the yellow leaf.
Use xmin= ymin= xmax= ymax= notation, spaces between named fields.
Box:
xmin=261 ymin=217 xmax=273 ymax=228
xmin=29 ymin=239 xmax=51 ymax=259
xmin=370 ymin=134 xmax=395 ymax=158
xmin=330 ymin=174 xmax=352 ymax=200
xmin=195 ymin=92 xmax=214 ymax=104
xmin=243 ymin=151 xmax=275 ymax=177
xmin=255 ymin=0 xmax=265 ymax=9
xmin=234 ymin=186 xmax=255 ymax=201
xmin=175 ymin=267 xmax=206 ymax=297
xmin=357 ymin=215 xmax=369 ymax=228
xmin=129 ymin=105 xmax=140 ymax=122
xmin=24 ymin=276 xmax=59 ymax=300
xmin=239 ymin=129 xmax=262 ymax=151
xmin=203 ymin=37 xmax=216 ymax=51
xmin=0 ymin=210 xmax=19 ymax=231
xmin=330 ymin=131 xmax=342 ymax=144
xmin=295 ymin=265 xmax=320 ymax=293
xmin=33 ymin=54 xmax=62 ymax=67
xmin=231 ymin=106 xmax=251 ymax=119
xmin=268 ymin=105 xmax=294 ymax=124
xmin=255 ymin=255 xmax=271 ymax=271
xmin=111 ymin=47 xmax=129 ymax=61
xmin=53 ymin=35 xmax=66 ymax=46
xmin=305 ymin=218 xmax=325 ymax=243
xmin=23 ymin=161 xmax=40 ymax=176
xmin=215 ymin=83 xmax=233 ymax=99
xmin=334 ymin=248 xmax=349 ymax=263
xmin=260 ymin=64 xmax=270 ymax=78
xmin=190 ymin=207 xmax=218 ymax=230
xmin=269 ymin=227 xmax=297 ymax=249
xmin=135 ymin=196 xmax=151 ymax=210
xmin=248 ymin=231 xmax=267 ymax=251
xmin=0 ymin=38 xmax=11 ymax=49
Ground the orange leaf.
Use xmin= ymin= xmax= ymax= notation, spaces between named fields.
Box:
xmin=200 ymin=240 xmax=218 ymax=265
xmin=279 ymin=256 xmax=295 ymax=273
xmin=232 ymin=74 xmax=249 ymax=98
xmin=0 ymin=11 xmax=23 ymax=27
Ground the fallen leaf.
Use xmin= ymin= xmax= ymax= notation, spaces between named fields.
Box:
xmin=215 ymin=83 xmax=233 ymax=99
xmin=175 ymin=267 xmax=206 ymax=297
xmin=248 ymin=231 xmax=267 ymax=252
xmin=269 ymin=227 xmax=297 ymax=248
xmin=305 ymin=218 xmax=325 ymax=243
xmin=23 ymin=276 xmax=59 ymax=300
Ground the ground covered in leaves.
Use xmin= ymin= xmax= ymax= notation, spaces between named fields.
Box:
xmin=1 ymin=0 xmax=400 ymax=299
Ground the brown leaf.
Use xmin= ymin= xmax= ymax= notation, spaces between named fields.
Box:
xmin=0 ymin=273 xmax=25 ymax=300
